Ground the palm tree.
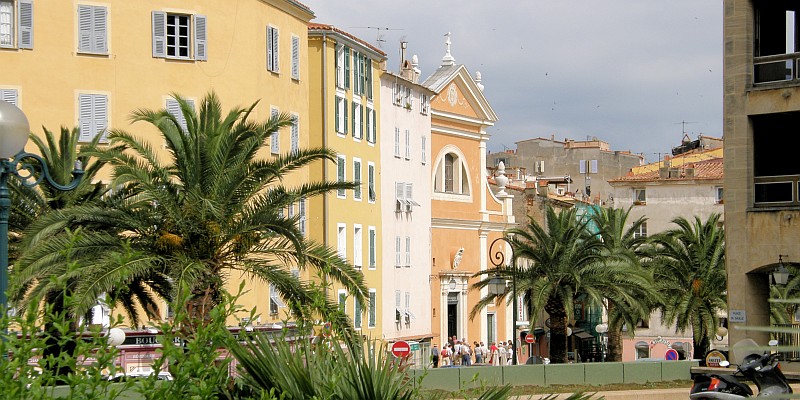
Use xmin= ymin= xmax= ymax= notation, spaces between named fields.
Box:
xmin=12 ymin=92 xmax=367 ymax=336
xmin=649 ymin=214 xmax=726 ymax=360
xmin=6 ymin=126 xmax=107 ymax=379
xmin=8 ymin=126 xmax=107 ymax=259
xmin=471 ymin=206 xmax=606 ymax=364
xmin=592 ymin=207 xmax=660 ymax=362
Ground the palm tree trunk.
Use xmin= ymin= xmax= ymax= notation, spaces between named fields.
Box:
xmin=606 ymin=302 xmax=623 ymax=362
xmin=545 ymin=296 xmax=569 ymax=364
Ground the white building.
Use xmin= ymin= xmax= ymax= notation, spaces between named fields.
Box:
xmin=379 ymin=48 xmax=436 ymax=348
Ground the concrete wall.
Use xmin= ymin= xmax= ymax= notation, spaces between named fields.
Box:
xmin=409 ymin=361 xmax=698 ymax=391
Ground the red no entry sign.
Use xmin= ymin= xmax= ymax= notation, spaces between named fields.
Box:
xmin=525 ymin=333 xmax=535 ymax=344
xmin=391 ymin=340 xmax=411 ymax=358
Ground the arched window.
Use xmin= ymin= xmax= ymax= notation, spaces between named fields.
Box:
xmin=434 ymin=150 xmax=470 ymax=196
xmin=444 ymin=154 xmax=454 ymax=192
xmin=635 ymin=341 xmax=650 ymax=359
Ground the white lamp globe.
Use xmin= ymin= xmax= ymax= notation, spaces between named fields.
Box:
xmin=106 ymin=328 xmax=126 ymax=347
xmin=0 ymin=101 xmax=30 ymax=159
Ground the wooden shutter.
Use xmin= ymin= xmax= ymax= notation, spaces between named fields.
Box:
xmin=77 ymin=5 xmax=92 ymax=52
xmin=395 ymin=236 xmax=401 ymax=266
xmin=271 ymin=26 xmax=279 ymax=72
xmin=78 ymin=94 xmax=94 ymax=142
xmin=94 ymin=94 xmax=108 ymax=141
xmin=291 ymin=35 xmax=299 ymax=80
xmin=266 ymin=26 xmax=273 ymax=70
xmin=0 ymin=89 xmax=18 ymax=106
xmin=18 ymin=0 xmax=33 ymax=49
xmin=371 ymin=109 xmax=376 ymax=142
xmin=152 ymin=11 xmax=166 ymax=57
xmin=291 ymin=115 xmax=299 ymax=153
xmin=194 ymin=15 xmax=207 ymax=61
xmin=343 ymin=98 xmax=348 ymax=134
xmin=334 ymin=96 xmax=340 ymax=133
xmin=366 ymin=58 xmax=372 ymax=99
xmin=343 ymin=46 xmax=350 ymax=89
xmin=94 ymin=6 xmax=107 ymax=53
xmin=351 ymin=102 xmax=355 ymax=137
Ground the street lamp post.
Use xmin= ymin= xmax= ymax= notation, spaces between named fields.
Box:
xmin=0 ymin=101 xmax=84 ymax=327
xmin=488 ymin=236 xmax=518 ymax=365
xmin=595 ymin=323 xmax=608 ymax=362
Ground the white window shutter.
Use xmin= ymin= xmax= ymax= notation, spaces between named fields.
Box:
xmin=291 ymin=115 xmax=299 ymax=153
xmin=266 ymin=26 xmax=273 ymax=70
xmin=395 ymin=236 xmax=401 ymax=266
xmin=78 ymin=94 xmax=93 ymax=142
xmin=95 ymin=94 xmax=108 ymax=141
xmin=579 ymin=160 xmax=586 ymax=174
xmin=405 ymin=236 xmax=411 ymax=266
xmin=194 ymin=15 xmax=207 ymax=61
xmin=0 ymin=89 xmax=18 ymax=106
xmin=291 ymin=35 xmax=299 ymax=80
xmin=270 ymin=108 xmax=279 ymax=154
xmin=18 ymin=0 xmax=33 ymax=49
xmin=590 ymin=159 xmax=598 ymax=174
xmin=77 ymin=5 xmax=92 ymax=52
xmin=271 ymin=27 xmax=279 ymax=72
xmin=93 ymin=6 xmax=107 ymax=53
xmin=152 ymin=11 xmax=166 ymax=58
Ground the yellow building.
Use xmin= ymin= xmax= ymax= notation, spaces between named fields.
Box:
xmin=0 ymin=0 xmax=315 ymax=326
xmin=422 ymin=36 xmax=514 ymax=350
xmin=307 ymin=25 xmax=387 ymax=337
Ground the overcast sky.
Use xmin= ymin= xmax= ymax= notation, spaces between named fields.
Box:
xmin=303 ymin=1 xmax=723 ymax=163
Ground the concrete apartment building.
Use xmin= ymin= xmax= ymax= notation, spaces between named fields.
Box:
xmin=488 ymin=137 xmax=643 ymax=206
xmin=724 ymin=0 xmax=800 ymax=349
xmin=379 ymin=47 xmax=435 ymax=357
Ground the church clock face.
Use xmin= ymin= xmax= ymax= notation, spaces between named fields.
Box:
xmin=447 ymin=84 xmax=458 ymax=106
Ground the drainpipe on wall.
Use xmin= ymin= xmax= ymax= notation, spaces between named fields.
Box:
xmin=322 ymin=32 xmax=329 ymax=297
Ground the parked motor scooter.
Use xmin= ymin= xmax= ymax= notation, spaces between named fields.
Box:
xmin=690 ymin=339 xmax=793 ymax=399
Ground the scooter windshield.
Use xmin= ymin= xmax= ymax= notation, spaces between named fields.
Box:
xmin=732 ymin=338 xmax=762 ymax=363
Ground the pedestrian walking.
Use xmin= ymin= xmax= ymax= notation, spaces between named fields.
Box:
xmin=474 ymin=341 xmax=483 ymax=364
xmin=431 ymin=344 xmax=440 ymax=368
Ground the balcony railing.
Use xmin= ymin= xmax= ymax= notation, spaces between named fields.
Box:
xmin=754 ymin=53 xmax=800 ymax=85
xmin=754 ymin=175 xmax=800 ymax=207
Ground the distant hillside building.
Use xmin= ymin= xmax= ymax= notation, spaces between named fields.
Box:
xmin=488 ymin=137 xmax=643 ymax=206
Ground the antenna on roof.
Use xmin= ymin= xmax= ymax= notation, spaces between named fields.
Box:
xmin=349 ymin=26 xmax=404 ymax=48
xmin=674 ymin=120 xmax=698 ymax=137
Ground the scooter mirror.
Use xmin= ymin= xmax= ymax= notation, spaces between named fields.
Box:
xmin=719 ymin=361 xmax=730 ymax=367
xmin=769 ymin=339 xmax=779 ymax=346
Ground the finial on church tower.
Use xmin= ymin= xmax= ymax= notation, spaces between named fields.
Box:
xmin=442 ymin=32 xmax=455 ymax=66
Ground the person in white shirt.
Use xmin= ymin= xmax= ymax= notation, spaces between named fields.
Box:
xmin=497 ymin=342 xmax=507 ymax=367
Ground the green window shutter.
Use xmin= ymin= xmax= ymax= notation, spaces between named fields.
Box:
xmin=18 ymin=0 xmax=33 ymax=49
xmin=351 ymin=102 xmax=356 ymax=137
xmin=344 ymin=46 xmax=350 ymax=89
xmin=342 ymin=99 xmax=348 ymax=133
xmin=194 ymin=15 xmax=207 ymax=61
xmin=152 ymin=11 xmax=166 ymax=57
xmin=366 ymin=58 xmax=373 ymax=99
xmin=334 ymin=96 xmax=340 ymax=133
